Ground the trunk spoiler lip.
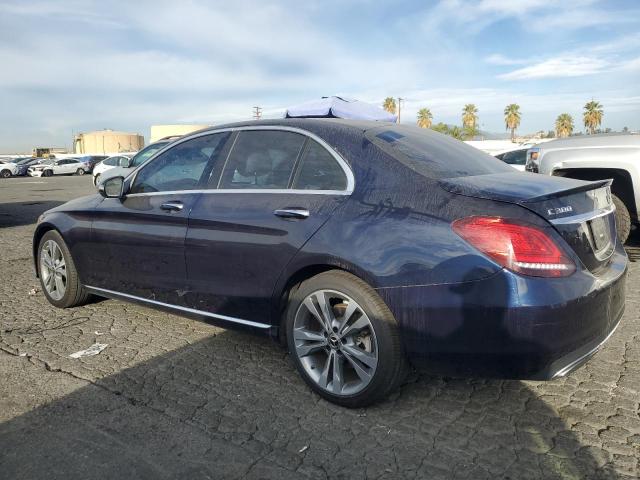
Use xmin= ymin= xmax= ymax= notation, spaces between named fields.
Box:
xmin=519 ymin=178 xmax=612 ymax=204
xmin=438 ymin=173 xmax=613 ymax=205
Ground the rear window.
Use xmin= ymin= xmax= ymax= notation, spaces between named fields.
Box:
xmin=366 ymin=126 xmax=513 ymax=179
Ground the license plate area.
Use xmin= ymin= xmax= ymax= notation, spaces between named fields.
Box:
xmin=589 ymin=216 xmax=610 ymax=251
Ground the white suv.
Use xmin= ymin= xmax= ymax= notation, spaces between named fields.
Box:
xmin=28 ymin=158 xmax=90 ymax=177
xmin=92 ymin=155 xmax=131 ymax=186
xmin=0 ymin=159 xmax=19 ymax=178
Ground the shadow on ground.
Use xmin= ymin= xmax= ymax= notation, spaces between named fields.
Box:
xmin=0 ymin=329 xmax=618 ymax=480
xmin=0 ymin=201 xmax=65 ymax=228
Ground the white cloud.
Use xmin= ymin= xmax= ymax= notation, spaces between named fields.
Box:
xmin=498 ymin=56 xmax=611 ymax=80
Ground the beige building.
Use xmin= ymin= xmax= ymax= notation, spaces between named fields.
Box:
xmin=150 ymin=124 xmax=210 ymax=143
xmin=74 ymin=129 xmax=144 ymax=155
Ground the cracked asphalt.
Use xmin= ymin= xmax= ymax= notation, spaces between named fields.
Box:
xmin=1 ymin=175 xmax=639 ymax=479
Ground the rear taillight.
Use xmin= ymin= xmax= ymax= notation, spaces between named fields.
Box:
xmin=452 ymin=217 xmax=575 ymax=278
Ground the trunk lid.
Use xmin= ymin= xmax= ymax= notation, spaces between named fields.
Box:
xmin=440 ymin=172 xmax=617 ymax=273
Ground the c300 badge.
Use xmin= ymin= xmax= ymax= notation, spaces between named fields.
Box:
xmin=547 ymin=206 xmax=573 ymax=216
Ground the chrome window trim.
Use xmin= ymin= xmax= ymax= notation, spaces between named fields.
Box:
xmin=127 ymin=125 xmax=355 ymax=195
xmin=85 ymin=285 xmax=271 ymax=330
xmin=126 ymin=188 xmax=351 ymax=197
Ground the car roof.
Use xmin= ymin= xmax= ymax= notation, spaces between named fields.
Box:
xmin=539 ymin=133 xmax=640 ymax=150
xmin=198 ymin=118 xmax=397 ymax=136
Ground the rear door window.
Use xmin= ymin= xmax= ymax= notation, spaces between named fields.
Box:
xmin=218 ymin=130 xmax=306 ymax=189
xmin=292 ymin=140 xmax=347 ymax=191
xmin=367 ymin=126 xmax=513 ymax=179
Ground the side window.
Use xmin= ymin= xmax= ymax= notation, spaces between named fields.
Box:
xmin=218 ymin=130 xmax=305 ymax=189
xmin=293 ymin=140 xmax=347 ymax=191
xmin=130 ymin=133 xmax=228 ymax=194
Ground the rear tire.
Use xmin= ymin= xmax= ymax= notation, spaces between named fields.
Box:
xmin=285 ymin=270 xmax=407 ymax=408
xmin=612 ymin=194 xmax=631 ymax=244
xmin=0 ymin=169 xmax=11 ymax=178
xmin=37 ymin=230 xmax=91 ymax=308
xmin=76 ymin=168 xmax=85 ymax=176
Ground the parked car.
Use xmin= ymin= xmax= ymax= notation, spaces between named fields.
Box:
xmin=28 ymin=158 xmax=90 ymax=177
xmin=94 ymin=138 xmax=179 ymax=187
xmin=33 ymin=120 xmax=627 ymax=407
xmin=526 ymin=134 xmax=640 ymax=243
xmin=12 ymin=157 xmax=39 ymax=176
xmin=76 ymin=155 xmax=109 ymax=173
xmin=494 ymin=147 xmax=528 ymax=171
xmin=92 ymin=155 xmax=132 ymax=186
xmin=0 ymin=159 xmax=19 ymax=178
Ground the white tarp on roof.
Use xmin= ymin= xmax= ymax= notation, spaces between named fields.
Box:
xmin=285 ymin=96 xmax=397 ymax=122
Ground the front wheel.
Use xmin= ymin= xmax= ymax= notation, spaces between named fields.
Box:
xmin=38 ymin=230 xmax=90 ymax=308
xmin=76 ymin=168 xmax=86 ymax=176
xmin=0 ymin=169 xmax=11 ymax=178
xmin=612 ymin=194 xmax=631 ymax=244
xmin=285 ymin=270 xmax=407 ymax=407
xmin=43 ymin=169 xmax=53 ymax=177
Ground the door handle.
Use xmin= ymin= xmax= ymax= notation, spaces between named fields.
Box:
xmin=160 ymin=201 xmax=184 ymax=212
xmin=274 ymin=208 xmax=310 ymax=219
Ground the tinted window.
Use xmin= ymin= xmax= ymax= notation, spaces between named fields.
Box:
xmin=130 ymin=141 xmax=170 ymax=168
xmin=219 ymin=130 xmax=305 ymax=189
xmin=130 ymin=133 xmax=228 ymax=194
xmin=501 ymin=149 xmax=527 ymax=165
xmin=367 ymin=125 xmax=513 ymax=179
xmin=103 ymin=157 xmax=119 ymax=166
xmin=293 ymin=140 xmax=347 ymax=191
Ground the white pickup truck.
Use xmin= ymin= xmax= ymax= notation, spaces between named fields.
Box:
xmin=526 ymin=134 xmax=639 ymax=243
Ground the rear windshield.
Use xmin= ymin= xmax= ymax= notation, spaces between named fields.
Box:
xmin=366 ymin=125 xmax=513 ymax=179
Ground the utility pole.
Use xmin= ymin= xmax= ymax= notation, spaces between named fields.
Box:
xmin=252 ymin=106 xmax=262 ymax=120
xmin=397 ymin=97 xmax=404 ymax=124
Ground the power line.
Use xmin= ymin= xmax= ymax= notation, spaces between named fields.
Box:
xmin=252 ymin=106 xmax=262 ymax=120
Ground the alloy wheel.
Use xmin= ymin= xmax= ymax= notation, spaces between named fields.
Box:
xmin=293 ymin=289 xmax=378 ymax=396
xmin=40 ymin=239 xmax=67 ymax=300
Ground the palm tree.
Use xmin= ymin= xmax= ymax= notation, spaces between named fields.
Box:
xmin=555 ymin=113 xmax=574 ymax=138
xmin=504 ymin=104 xmax=521 ymax=142
xmin=462 ymin=104 xmax=478 ymax=129
xmin=416 ymin=108 xmax=433 ymax=128
xmin=383 ymin=97 xmax=397 ymax=115
xmin=583 ymin=100 xmax=603 ymax=134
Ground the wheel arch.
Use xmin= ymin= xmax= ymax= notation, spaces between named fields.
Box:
xmin=553 ymin=167 xmax=638 ymax=221
xmin=32 ymin=223 xmax=61 ymax=278
xmin=272 ymin=261 xmax=375 ymax=345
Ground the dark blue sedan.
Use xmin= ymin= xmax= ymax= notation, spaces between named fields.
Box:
xmin=33 ymin=119 xmax=627 ymax=407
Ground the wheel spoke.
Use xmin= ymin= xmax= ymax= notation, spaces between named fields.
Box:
xmin=55 ymin=257 xmax=66 ymax=270
xmin=314 ymin=292 xmax=335 ymax=332
xmin=54 ymin=274 xmax=65 ymax=294
xmin=41 ymin=250 xmax=53 ymax=269
xmin=332 ymin=353 xmax=344 ymax=393
xmin=341 ymin=314 xmax=371 ymax=338
xmin=318 ymin=351 xmax=333 ymax=389
xmin=337 ymin=301 xmax=358 ymax=333
xmin=303 ymin=296 xmax=331 ymax=333
xmin=342 ymin=344 xmax=377 ymax=369
xmin=343 ymin=348 xmax=374 ymax=382
xmin=293 ymin=327 xmax=325 ymax=343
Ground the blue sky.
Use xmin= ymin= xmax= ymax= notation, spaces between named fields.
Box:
xmin=0 ymin=0 xmax=639 ymax=151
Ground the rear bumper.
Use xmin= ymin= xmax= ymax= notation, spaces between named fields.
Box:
xmin=377 ymin=246 xmax=627 ymax=379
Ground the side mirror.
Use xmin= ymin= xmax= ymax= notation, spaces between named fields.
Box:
xmin=119 ymin=157 xmax=131 ymax=168
xmin=99 ymin=176 xmax=125 ymax=198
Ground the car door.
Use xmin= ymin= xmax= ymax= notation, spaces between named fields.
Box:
xmin=86 ymin=132 xmax=231 ymax=305
xmin=184 ymin=128 xmax=353 ymax=325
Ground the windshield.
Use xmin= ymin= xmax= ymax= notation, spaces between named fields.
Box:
xmin=366 ymin=125 xmax=513 ymax=179
xmin=130 ymin=141 xmax=169 ymax=168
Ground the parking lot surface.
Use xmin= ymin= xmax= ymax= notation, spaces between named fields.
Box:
xmin=1 ymin=175 xmax=639 ymax=479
